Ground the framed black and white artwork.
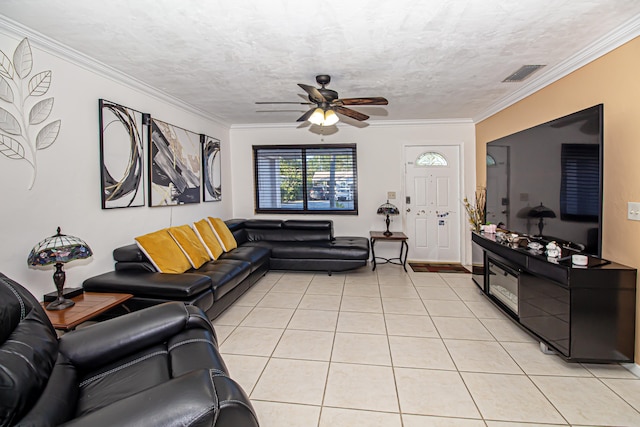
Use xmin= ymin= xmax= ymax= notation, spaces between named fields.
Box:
xmin=98 ymin=99 xmax=146 ymax=209
xmin=148 ymin=118 xmax=201 ymax=206
xmin=201 ymin=134 xmax=221 ymax=202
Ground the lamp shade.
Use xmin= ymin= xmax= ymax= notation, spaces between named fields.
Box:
xmin=308 ymin=108 xmax=325 ymax=126
xmin=28 ymin=227 xmax=93 ymax=266
xmin=323 ymin=109 xmax=339 ymax=126
xmin=528 ymin=203 xmax=556 ymax=219
xmin=307 ymin=107 xmax=340 ymax=126
xmin=377 ymin=201 xmax=399 ymax=216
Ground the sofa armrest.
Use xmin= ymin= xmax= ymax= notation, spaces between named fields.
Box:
xmin=59 ymin=302 xmax=212 ymax=369
xmin=59 ymin=369 xmax=259 ymax=427
xmin=184 ymin=304 xmax=217 ymax=342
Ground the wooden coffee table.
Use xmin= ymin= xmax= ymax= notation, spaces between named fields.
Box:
xmin=41 ymin=291 xmax=133 ymax=331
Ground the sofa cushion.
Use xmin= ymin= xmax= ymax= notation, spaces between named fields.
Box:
xmin=194 ymin=219 xmax=224 ymax=259
xmin=209 ymin=217 xmax=238 ymax=251
xmin=219 ymin=245 xmax=271 ymax=272
xmin=135 ymin=229 xmax=192 ymax=274
xmin=195 ymin=259 xmax=251 ymax=301
xmin=243 ymin=219 xmax=283 ymax=229
xmin=168 ymin=225 xmax=211 ymax=269
xmin=269 ymin=237 xmax=369 ymax=260
xmin=283 ymin=220 xmax=333 ymax=233
xmin=113 ymin=244 xmax=147 ymax=262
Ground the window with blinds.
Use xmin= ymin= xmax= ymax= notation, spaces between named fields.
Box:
xmin=253 ymin=144 xmax=358 ymax=214
xmin=560 ymin=143 xmax=600 ymax=222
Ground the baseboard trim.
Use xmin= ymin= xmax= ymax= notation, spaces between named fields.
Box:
xmin=621 ymin=362 xmax=640 ymax=378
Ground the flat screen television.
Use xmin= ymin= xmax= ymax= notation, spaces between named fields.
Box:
xmin=485 ymin=104 xmax=603 ymax=256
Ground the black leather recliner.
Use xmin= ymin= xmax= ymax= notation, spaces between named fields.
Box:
xmin=0 ymin=273 xmax=258 ymax=427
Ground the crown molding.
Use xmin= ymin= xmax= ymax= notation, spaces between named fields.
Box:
xmin=474 ymin=14 xmax=640 ymax=123
xmin=230 ymin=117 xmax=474 ymax=130
xmin=0 ymin=15 xmax=229 ymax=127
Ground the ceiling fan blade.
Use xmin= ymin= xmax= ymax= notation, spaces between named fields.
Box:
xmin=335 ymin=106 xmax=369 ymax=121
xmin=296 ymin=108 xmax=315 ymax=122
xmin=298 ymin=83 xmax=326 ymax=103
xmin=335 ymin=97 xmax=388 ymax=106
xmin=257 ymin=109 xmax=308 ymax=113
xmin=255 ymin=101 xmax=313 ymax=105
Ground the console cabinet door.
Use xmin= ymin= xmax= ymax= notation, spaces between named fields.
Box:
xmin=519 ymin=272 xmax=570 ymax=356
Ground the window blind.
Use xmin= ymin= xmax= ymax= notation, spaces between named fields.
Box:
xmin=560 ymin=143 xmax=600 ymax=222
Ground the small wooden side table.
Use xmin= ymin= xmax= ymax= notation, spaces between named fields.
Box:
xmin=41 ymin=292 xmax=133 ymax=331
xmin=370 ymin=231 xmax=409 ymax=272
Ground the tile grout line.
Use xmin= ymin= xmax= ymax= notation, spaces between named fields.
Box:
xmin=386 ymin=268 xmax=411 ymax=426
xmin=317 ymin=271 xmax=346 ymax=427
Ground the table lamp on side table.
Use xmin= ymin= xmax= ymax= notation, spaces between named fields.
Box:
xmin=28 ymin=227 xmax=93 ymax=311
xmin=528 ymin=203 xmax=556 ymax=237
xmin=377 ymin=200 xmax=400 ymax=236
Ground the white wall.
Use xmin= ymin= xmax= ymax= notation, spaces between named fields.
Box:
xmin=0 ymin=30 xmax=232 ymax=298
xmin=229 ymin=121 xmax=477 ymax=262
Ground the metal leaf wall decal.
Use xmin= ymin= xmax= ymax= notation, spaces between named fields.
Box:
xmin=29 ymin=98 xmax=53 ymax=124
xmin=36 ymin=120 xmax=60 ymax=150
xmin=0 ymin=77 xmax=14 ymax=102
xmin=0 ymin=52 xmax=14 ymax=78
xmin=28 ymin=71 xmax=51 ymax=96
xmin=0 ymin=134 xmax=24 ymax=159
xmin=13 ymin=38 xmax=33 ymax=79
xmin=0 ymin=37 xmax=61 ymax=189
xmin=0 ymin=107 xmax=21 ymax=134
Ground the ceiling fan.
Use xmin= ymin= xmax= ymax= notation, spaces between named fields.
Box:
xmin=256 ymin=74 xmax=388 ymax=126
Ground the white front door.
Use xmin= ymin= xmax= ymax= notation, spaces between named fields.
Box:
xmin=405 ymin=145 xmax=461 ymax=262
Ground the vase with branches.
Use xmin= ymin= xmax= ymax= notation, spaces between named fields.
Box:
xmin=463 ymin=187 xmax=486 ymax=232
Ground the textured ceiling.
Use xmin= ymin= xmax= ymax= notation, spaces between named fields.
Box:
xmin=0 ymin=0 xmax=639 ymax=126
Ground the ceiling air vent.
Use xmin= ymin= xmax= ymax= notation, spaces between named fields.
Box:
xmin=502 ymin=65 xmax=545 ymax=82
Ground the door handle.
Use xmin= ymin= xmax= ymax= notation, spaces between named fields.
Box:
xmin=406 ymin=208 xmax=411 ymax=212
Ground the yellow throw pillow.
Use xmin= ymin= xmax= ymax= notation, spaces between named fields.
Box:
xmin=168 ymin=225 xmax=211 ymax=269
xmin=135 ymin=229 xmax=192 ymax=274
xmin=208 ymin=217 xmax=238 ymax=252
xmin=193 ymin=219 xmax=224 ymax=259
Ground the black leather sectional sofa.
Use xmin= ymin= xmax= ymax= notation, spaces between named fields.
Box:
xmin=84 ymin=219 xmax=369 ymax=320
xmin=0 ymin=273 xmax=258 ymax=427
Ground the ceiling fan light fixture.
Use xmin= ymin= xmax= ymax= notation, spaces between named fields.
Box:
xmin=308 ymin=107 xmax=325 ymax=125
xmin=323 ymin=109 xmax=339 ymax=126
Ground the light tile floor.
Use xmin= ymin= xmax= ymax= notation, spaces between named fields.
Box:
xmin=213 ymin=264 xmax=640 ymax=427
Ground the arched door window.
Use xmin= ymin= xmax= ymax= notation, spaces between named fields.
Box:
xmin=416 ymin=151 xmax=447 ymax=166
xmin=486 ymin=154 xmax=496 ymax=166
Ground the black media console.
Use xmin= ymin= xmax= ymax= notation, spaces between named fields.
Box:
xmin=472 ymin=231 xmax=636 ymax=363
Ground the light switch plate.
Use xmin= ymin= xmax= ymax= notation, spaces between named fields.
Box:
xmin=387 ymin=191 xmax=396 ymax=200
xmin=628 ymin=202 xmax=640 ymax=221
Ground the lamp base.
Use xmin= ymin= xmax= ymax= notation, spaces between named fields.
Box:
xmin=44 ymin=287 xmax=83 ymax=302
xmin=46 ymin=262 xmax=75 ymax=311
xmin=46 ymin=297 xmax=75 ymax=311
xmin=384 ymin=214 xmax=393 ymax=236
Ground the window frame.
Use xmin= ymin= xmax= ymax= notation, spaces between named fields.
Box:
xmin=253 ymin=144 xmax=358 ymax=215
